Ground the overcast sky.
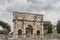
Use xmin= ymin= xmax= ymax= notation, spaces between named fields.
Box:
xmin=0 ymin=0 xmax=60 ymax=31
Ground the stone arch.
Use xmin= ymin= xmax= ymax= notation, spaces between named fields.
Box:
xmin=26 ymin=25 xmax=33 ymax=35
xmin=36 ymin=30 xmax=40 ymax=35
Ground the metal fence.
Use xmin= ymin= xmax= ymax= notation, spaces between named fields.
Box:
xmin=0 ymin=34 xmax=60 ymax=40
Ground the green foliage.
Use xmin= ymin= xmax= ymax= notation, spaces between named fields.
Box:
xmin=52 ymin=32 xmax=60 ymax=38
xmin=48 ymin=25 xmax=52 ymax=33
xmin=43 ymin=21 xmax=52 ymax=33
xmin=0 ymin=21 xmax=11 ymax=34
xmin=57 ymin=20 xmax=60 ymax=33
xmin=0 ymin=30 xmax=8 ymax=34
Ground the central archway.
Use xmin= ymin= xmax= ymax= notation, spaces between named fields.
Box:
xmin=26 ymin=25 xmax=33 ymax=35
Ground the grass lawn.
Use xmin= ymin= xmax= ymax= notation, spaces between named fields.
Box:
xmin=52 ymin=32 xmax=60 ymax=38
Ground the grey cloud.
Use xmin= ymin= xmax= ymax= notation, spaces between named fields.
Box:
xmin=27 ymin=0 xmax=60 ymax=4
xmin=6 ymin=0 xmax=12 ymax=3
xmin=0 ymin=0 xmax=60 ymax=27
xmin=1 ymin=0 xmax=60 ymax=13
xmin=6 ymin=0 xmax=60 ymax=13
xmin=26 ymin=3 xmax=52 ymax=11
xmin=27 ymin=0 xmax=60 ymax=11
xmin=0 ymin=0 xmax=12 ymax=5
xmin=0 ymin=0 xmax=5 ymax=5
xmin=6 ymin=7 xmax=14 ymax=12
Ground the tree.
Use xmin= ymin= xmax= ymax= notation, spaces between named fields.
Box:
xmin=57 ymin=20 xmax=60 ymax=33
xmin=43 ymin=21 xmax=52 ymax=34
xmin=0 ymin=21 xmax=11 ymax=34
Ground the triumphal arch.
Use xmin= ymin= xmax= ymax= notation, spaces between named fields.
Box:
xmin=13 ymin=12 xmax=44 ymax=40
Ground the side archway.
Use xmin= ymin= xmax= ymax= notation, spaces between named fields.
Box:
xmin=18 ymin=29 xmax=22 ymax=35
xmin=36 ymin=30 xmax=40 ymax=35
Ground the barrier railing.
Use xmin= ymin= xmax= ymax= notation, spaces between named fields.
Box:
xmin=0 ymin=34 xmax=60 ymax=40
